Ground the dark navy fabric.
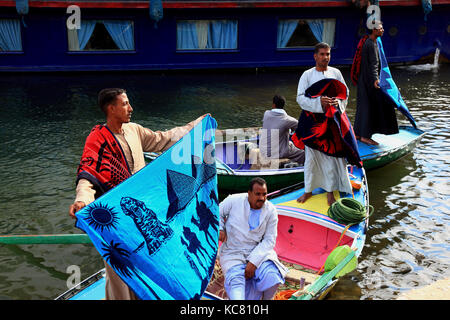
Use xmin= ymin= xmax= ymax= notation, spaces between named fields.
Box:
xmin=292 ymin=78 xmax=362 ymax=168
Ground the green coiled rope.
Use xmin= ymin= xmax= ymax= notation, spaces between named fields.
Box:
xmin=327 ymin=198 xmax=374 ymax=226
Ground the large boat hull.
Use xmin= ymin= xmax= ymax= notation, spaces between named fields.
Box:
xmin=1 ymin=1 xmax=449 ymax=72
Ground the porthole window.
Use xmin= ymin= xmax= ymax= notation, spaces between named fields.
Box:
xmin=389 ymin=26 xmax=398 ymax=37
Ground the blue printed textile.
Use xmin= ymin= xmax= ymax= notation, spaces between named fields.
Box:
xmin=75 ymin=115 xmax=219 ymax=300
xmin=377 ymin=38 xmax=418 ymax=128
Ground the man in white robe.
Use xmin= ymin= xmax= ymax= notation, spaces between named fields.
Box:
xmin=219 ymin=177 xmax=288 ymax=300
xmin=296 ymin=42 xmax=352 ymax=206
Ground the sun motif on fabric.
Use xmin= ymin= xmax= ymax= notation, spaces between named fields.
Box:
xmin=85 ymin=202 xmax=120 ymax=232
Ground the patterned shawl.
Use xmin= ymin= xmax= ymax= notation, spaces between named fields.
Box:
xmin=76 ymin=125 xmax=131 ymax=196
xmin=292 ymin=78 xmax=362 ymax=168
xmin=350 ymin=35 xmax=369 ymax=86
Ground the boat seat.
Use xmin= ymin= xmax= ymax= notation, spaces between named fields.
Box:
xmin=249 ymin=148 xmax=292 ymax=170
xmin=284 ymin=267 xmax=319 ymax=285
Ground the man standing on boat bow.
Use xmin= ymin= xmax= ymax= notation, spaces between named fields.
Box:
xmin=69 ymin=88 xmax=205 ymax=300
xmin=293 ymin=42 xmax=362 ymax=206
xmin=219 ymin=177 xmax=288 ymax=300
xmin=352 ymin=21 xmax=399 ymax=146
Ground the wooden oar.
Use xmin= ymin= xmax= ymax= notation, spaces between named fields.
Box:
xmin=0 ymin=234 xmax=91 ymax=245
xmin=290 ymin=248 xmax=357 ymax=300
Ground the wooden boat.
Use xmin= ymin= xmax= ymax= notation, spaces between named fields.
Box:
xmin=206 ymin=165 xmax=370 ymax=300
xmin=273 ymin=165 xmax=369 ymax=300
xmin=214 ymin=125 xmax=425 ymax=192
xmin=57 ymin=165 xmax=369 ymax=300
xmin=55 ymin=268 xmax=221 ymax=300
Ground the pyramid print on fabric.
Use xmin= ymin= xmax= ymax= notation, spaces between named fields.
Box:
xmin=166 ymin=153 xmax=216 ymax=222
xmin=75 ymin=115 xmax=219 ymax=300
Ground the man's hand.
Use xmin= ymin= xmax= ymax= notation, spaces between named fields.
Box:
xmin=219 ymin=230 xmax=227 ymax=243
xmin=69 ymin=201 xmax=86 ymax=219
xmin=244 ymin=261 xmax=257 ymax=279
xmin=374 ymin=79 xmax=380 ymax=89
xmin=320 ymin=96 xmax=339 ymax=112
xmin=194 ymin=113 xmax=211 ymax=125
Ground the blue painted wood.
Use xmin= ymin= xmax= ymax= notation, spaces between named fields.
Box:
xmin=0 ymin=4 xmax=448 ymax=71
xmin=60 ymin=268 xmax=220 ymax=300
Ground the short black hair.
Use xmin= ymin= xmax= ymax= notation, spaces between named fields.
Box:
xmin=98 ymin=88 xmax=126 ymax=114
xmin=248 ymin=177 xmax=267 ymax=192
xmin=273 ymin=95 xmax=286 ymax=109
xmin=369 ymin=23 xmax=383 ymax=34
xmin=314 ymin=42 xmax=331 ymax=54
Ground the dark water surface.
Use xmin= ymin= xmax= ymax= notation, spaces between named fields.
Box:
xmin=0 ymin=64 xmax=448 ymax=300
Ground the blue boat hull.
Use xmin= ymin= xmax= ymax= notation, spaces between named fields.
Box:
xmin=269 ymin=165 xmax=369 ymax=300
xmin=1 ymin=3 xmax=448 ymax=72
xmin=56 ymin=268 xmax=221 ymax=300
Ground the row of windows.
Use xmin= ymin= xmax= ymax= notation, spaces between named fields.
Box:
xmin=1 ymin=18 xmax=447 ymax=54
xmin=0 ymin=18 xmax=336 ymax=53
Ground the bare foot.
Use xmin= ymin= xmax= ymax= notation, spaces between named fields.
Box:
xmin=297 ymin=192 xmax=312 ymax=203
xmin=327 ymin=192 xmax=336 ymax=206
xmin=360 ymin=137 xmax=379 ymax=146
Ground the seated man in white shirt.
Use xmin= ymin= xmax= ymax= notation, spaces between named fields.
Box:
xmin=219 ymin=177 xmax=288 ymax=300
xmin=259 ymin=95 xmax=305 ymax=165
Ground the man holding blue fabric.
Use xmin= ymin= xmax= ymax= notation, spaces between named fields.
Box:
xmin=219 ymin=177 xmax=288 ymax=300
xmin=353 ymin=21 xmax=399 ymax=145
xmin=69 ymin=88 xmax=205 ymax=300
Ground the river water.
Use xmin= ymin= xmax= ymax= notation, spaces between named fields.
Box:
xmin=0 ymin=63 xmax=448 ymax=300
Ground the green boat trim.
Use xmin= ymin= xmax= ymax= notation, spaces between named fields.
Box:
xmin=215 ymin=125 xmax=425 ymax=192
xmin=144 ymin=126 xmax=424 ymax=193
